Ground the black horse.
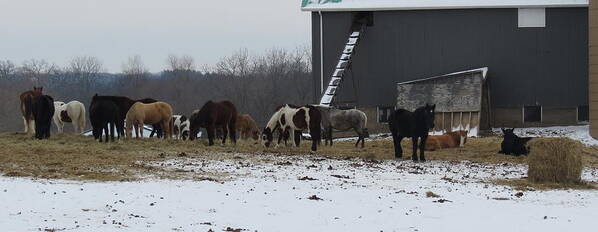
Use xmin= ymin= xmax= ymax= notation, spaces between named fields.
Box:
xmin=388 ymin=104 xmax=436 ymax=162
xmin=498 ymin=128 xmax=532 ymax=156
xmin=91 ymin=95 xmax=161 ymax=138
xmin=31 ymin=95 xmax=55 ymax=139
xmin=89 ymin=96 xmax=121 ymax=142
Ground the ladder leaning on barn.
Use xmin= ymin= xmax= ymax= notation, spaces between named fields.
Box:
xmin=319 ymin=21 xmax=367 ymax=106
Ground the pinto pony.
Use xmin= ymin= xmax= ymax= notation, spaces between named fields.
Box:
xmin=425 ymin=130 xmax=468 ymax=151
xmin=125 ymin=102 xmax=173 ymax=139
xmin=172 ymin=115 xmax=190 ymax=140
xmin=262 ymin=104 xmax=321 ymax=152
xmin=189 ymin=100 xmax=237 ymax=145
xmin=53 ymin=100 xmax=86 ymax=134
xmin=32 ymin=95 xmax=55 ymax=139
xmin=236 ymin=114 xmax=260 ymax=141
xmin=20 ymin=86 xmax=43 ymax=134
xmin=388 ymin=104 xmax=436 ymax=162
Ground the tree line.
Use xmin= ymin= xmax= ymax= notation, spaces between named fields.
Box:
xmin=0 ymin=47 xmax=316 ymax=132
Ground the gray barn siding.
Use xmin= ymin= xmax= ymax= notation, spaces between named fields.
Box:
xmin=312 ymin=8 xmax=588 ymax=110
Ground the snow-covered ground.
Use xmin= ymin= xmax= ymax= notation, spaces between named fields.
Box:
xmin=2 ymin=153 xmax=597 ymax=232
xmin=335 ymin=125 xmax=598 ymax=147
xmin=492 ymin=125 xmax=598 ymax=146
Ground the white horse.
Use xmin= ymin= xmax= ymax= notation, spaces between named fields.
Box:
xmin=53 ymin=100 xmax=86 ymax=134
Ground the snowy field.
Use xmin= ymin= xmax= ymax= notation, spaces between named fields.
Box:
xmin=2 ymin=151 xmax=598 ymax=232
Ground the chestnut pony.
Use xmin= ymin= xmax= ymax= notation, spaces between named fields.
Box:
xmin=425 ymin=130 xmax=468 ymax=151
xmin=20 ymin=86 xmax=43 ymax=134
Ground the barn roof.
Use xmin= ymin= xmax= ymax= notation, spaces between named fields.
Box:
xmin=301 ymin=0 xmax=589 ymax=12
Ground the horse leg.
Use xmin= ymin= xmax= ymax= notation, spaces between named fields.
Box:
xmin=289 ymin=129 xmax=296 ymax=147
xmin=328 ymin=127 xmax=333 ymax=146
xmin=391 ymin=133 xmax=403 ymax=158
xmin=103 ymin=123 xmax=109 ymax=143
xmin=221 ymin=125 xmax=228 ymax=145
xmin=23 ymin=117 xmax=28 ymax=133
xmin=353 ymin=128 xmax=362 ymax=148
xmin=419 ymin=136 xmax=427 ymax=162
xmin=110 ymin=122 xmax=115 ymax=142
xmin=207 ymin=125 xmax=215 ymax=146
xmin=294 ymin=130 xmax=301 ymax=147
xmin=140 ymin=123 xmax=144 ymax=138
xmin=29 ymin=120 xmax=36 ymax=136
xmin=228 ymin=122 xmax=236 ymax=145
xmin=411 ymin=137 xmax=419 ymax=162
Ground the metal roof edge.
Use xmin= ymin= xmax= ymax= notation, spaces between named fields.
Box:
xmin=396 ymin=67 xmax=488 ymax=85
xmin=301 ymin=3 xmax=588 ymax=12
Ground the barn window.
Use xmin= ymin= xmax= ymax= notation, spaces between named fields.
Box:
xmin=523 ymin=105 xmax=542 ymax=122
xmin=518 ymin=8 xmax=546 ymax=28
xmin=377 ymin=106 xmax=393 ymax=123
xmin=578 ymin=105 xmax=589 ymax=122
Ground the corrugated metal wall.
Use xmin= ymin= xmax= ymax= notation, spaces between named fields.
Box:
xmin=591 ymin=0 xmax=598 ymax=138
xmin=312 ymin=8 xmax=588 ymax=110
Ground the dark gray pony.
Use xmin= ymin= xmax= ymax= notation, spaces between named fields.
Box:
xmin=314 ymin=105 xmax=369 ymax=148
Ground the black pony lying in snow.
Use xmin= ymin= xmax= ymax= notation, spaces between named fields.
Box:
xmin=498 ymin=128 xmax=532 ymax=156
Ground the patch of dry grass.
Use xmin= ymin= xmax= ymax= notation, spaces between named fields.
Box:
xmin=0 ymin=133 xmax=597 ymax=182
xmin=493 ymin=178 xmax=597 ymax=191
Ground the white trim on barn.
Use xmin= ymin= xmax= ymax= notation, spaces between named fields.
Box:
xmin=301 ymin=0 xmax=588 ymax=12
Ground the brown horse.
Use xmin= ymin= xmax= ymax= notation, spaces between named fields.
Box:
xmin=189 ymin=100 xmax=237 ymax=146
xmin=425 ymin=130 xmax=468 ymax=151
xmin=236 ymin=114 xmax=260 ymax=140
xmin=125 ymin=102 xmax=173 ymax=139
xmin=20 ymin=86 xmax=43 ymax=134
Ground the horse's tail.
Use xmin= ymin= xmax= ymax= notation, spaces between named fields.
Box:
xmin=361 ymin=111 xmax=368 ymax=128
xmin=79 ymin=103 xmax=87 ymax=132
xmin=24 ymin=96 xmax=34 ymax=120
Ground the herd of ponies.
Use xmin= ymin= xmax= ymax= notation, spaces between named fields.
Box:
xmin=18 ymin=87 xmax=530 ymax=161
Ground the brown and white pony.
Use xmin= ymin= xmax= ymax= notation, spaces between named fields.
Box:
xmin=20 ymin=86 xmax=43 ymax=134
xmin=236 ymin=114 xmax=260 ymax=141
xmin=424 ymin=130 xmax=468 ymax=151
xmin=125 ymin=102 xmax=173 ymax=139
xmin=262 ymin=104 xmax=321 ymax=152
xmin=172 ymin=115 xmax=190 ymax=140
xmin=53 ymin=100 xmax=86 ymax=134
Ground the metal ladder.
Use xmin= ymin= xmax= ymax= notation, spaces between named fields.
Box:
xmin=319 ymin=23 xmax=366 ymax=106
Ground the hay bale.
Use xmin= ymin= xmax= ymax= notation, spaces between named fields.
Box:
xmin=527 ymin=138 xmax=583 ymax=184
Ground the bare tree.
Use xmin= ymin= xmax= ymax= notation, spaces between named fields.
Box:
xmin=0 ymin=60 xmax=15 ymax=78
xmin=166 ymin=54 xmax=195 ymax=71
xmin=65 ymin=56 xmax=105 ymax=97
xmin=121 ymin=55 xmax=149 ymax=96
xmin=19 ymin=59 xmax=59 ymax=80
xmin=122 ymin=55 xmax=148 ymax=77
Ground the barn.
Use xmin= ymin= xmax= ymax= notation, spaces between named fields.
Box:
xmin=591 ymin=0 xmax=598 ymax=139
xmin=302 ymin=0 xmax=590 ymax=134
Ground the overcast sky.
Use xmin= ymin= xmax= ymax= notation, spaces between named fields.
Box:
xmin=0 ymin=0 xmax=311 ymax=73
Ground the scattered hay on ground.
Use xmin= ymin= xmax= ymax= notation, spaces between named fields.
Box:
xmin=0 ymin=132 xmax=597 ymax=182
